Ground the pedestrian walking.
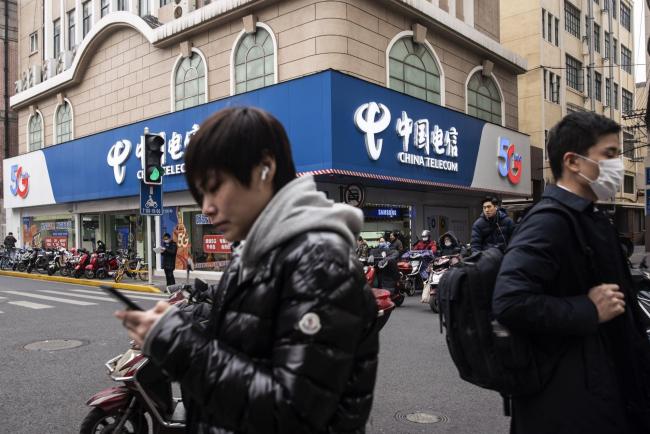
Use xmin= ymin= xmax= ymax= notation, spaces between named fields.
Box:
xmin=4 ymin=232 xmax=17 ymax=258
xmin=160 ymin=233 xmax=177 ymax=286
xmin=493 ymin=112 xmax=650 ymax=434
xmin=115 ymin=107 xmax=379 ymax=433
xmin=470 ymin=196 xmax=513 ymax=252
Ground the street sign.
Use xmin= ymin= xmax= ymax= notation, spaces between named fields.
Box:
xmin=140 ymin=182 xmax=163 ymax=216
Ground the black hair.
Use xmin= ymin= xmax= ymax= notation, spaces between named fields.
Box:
xmin=547 ymin=111 xmax=621 ymax=180
xmin=184 ymin=107 xmax=297 ymax=205
xmin=163 ymin=233 xmax=171 ymax=238
xmin=358 ymin=236 xmax=364 ymax=241
xmin=481 ymin=196 xmax=499 ymax=207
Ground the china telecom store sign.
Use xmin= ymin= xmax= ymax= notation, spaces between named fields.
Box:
xmin=3 ymin=70 xmax=531 ymax=209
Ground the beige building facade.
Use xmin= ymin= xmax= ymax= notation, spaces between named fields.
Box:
xmin=6 ymin=0 xmax=529 ymax=275
xmin=502 ymin=0 xmax=644 ymax=242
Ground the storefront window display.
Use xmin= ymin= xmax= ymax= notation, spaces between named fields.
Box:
xmin=81 ymin=214 xmax=101 ymax=252
xmin=161 ymin=207 xmax=232 ymax=272
xmin=361 ymin=205 xmax=411 ymax=248
xmin=22 ymin=215 xmax=75 ymax=249
xmin=106 ymin=214 xmax=146 ymax=258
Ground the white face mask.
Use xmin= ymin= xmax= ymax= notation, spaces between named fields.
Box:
xmin=444 ymin=241 xmax=452 ymax=247
xmin=576 ymin=155 xmax=624 ymax=201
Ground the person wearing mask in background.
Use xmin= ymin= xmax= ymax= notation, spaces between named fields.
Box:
xmin=471 ymin=196 xmax=514 ymax=252
xmin=160 ymin=233 xmax=178 ymax=286
xmin=438 ymin=233 xmax=461 ymax=256
xmin=413 ymin=229 xmax=437 ymax=254
xmin=389 ymin=231 xmax=404 ymax=253
xmin=114 ymin=107 xmax=379 ymax=433
xmin=356 ymin=235 xmax=369 ymax=259
xmin=377 ymin=236 xmax=390 ymax=248
xmin=493 ymin=112 xmax=650 ymax=434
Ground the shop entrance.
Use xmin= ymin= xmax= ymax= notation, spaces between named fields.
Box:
xmin=360 ymin=205 xmax=411 ymax=248
xmin=422 ymin=206 xmax=470 ymax=245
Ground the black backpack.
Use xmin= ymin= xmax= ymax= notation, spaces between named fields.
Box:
xmin=437 ymin=201 xmax=592 ymax=403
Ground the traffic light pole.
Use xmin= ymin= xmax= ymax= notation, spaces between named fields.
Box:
xmin=147 ymin=215 xmax=153 ymax=285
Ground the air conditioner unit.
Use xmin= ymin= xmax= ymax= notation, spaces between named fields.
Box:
xmin=44 ymin=58 xmax=58 ymax=79
xmin=158 ymin=0 xmax=194 ymax=22
xmin=30 ymin=64 xmax=42 ymax=86
xmin=172 ymin=0 xmax=194 ymax=19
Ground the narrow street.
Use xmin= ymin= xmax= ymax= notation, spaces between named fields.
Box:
xmin=0 ymin=276 xmax=508 ymax=433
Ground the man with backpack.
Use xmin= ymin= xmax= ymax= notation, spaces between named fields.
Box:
xmin=493 ymin=112 xmax=650 ymax=433
xmin=470 ymin=196 xmax=513 ymax=252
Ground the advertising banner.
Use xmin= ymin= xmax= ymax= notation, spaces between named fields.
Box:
xmin=203 ymin=235 xmax=232 ymax=254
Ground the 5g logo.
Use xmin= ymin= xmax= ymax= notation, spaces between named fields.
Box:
xmin=497 ymin=137 xmax=522 ymax=185
xmin=10 ymin=164 xmax=29 ymax=198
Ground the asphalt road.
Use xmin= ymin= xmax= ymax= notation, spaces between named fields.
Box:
xmin=0 ymin=276 xmax=509 ymax=433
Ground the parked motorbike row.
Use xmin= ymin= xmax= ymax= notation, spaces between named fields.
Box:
xmin=0 ymin=247 xmax=148 ymax=283
xmin=80 ymin=280 xmax=396 ymax=433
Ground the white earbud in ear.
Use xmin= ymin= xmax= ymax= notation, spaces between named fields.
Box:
xmin=261 ymin=166 xmax=270 ymax=181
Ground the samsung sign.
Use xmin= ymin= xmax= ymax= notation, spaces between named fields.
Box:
xmin=3 ymin=71 xmax=531 ymax=209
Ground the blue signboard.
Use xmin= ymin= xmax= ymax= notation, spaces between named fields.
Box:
xmin=4 ymin=70 xmax=531 ymax=209
xmin=646 ymin=189 xmax=650 ymax=215
xmin=140 ymin=183 xmax=163 ymax=216
xmin=363 ymin=207 xmax=408 ymax=219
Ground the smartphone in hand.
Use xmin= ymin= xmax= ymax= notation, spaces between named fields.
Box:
xmin=100 ymin=285 xmax=144 ymax=311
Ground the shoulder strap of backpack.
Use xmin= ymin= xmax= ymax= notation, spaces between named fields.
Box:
xmin=520 ymin=200 xmax=595 ymax=273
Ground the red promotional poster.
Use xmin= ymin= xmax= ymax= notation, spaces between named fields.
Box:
xmin=203 ymin=235 xmax=232 ymax=254
xmin=43 ymin=236 xmax=68 ymax=249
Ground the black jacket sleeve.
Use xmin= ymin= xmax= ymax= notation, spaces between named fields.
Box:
xmin=470 ymin=219 xmax=483 ymax=252
xmin=493 ymin=212 xmax=599 ymax=335
xmin=145 ymin=237 xmax=377 ymax=433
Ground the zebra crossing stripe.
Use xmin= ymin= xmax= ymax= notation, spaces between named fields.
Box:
xmin=1 ymin=291 xmax=96 ymax=306
xmin=8 ymin=301 xmax=53 ymax=310
xmin=39 ymin=290 xmax=115 ymax=302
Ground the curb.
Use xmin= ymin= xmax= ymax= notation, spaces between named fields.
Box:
xmin=0 ymin=270 xmax=162 ymax=294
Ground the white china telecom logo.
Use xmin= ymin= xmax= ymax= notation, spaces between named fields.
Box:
xmin=354 ymin=102 xmax=460 ymax=172
xmin=106 ymin=124 xmax=200 ymax=185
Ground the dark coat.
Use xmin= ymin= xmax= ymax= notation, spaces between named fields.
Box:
xmin=3 ymin=235 xmax=16 ymax=249
xmin=161 ymin=240 xmax=177 ymax=270
xmin=471 ymin=209 xmax=513 ymax=252
xmin=145 ymin=231 xmax=379 ymax=433
xmin=493 ymin=185 xmax=650 ymax=434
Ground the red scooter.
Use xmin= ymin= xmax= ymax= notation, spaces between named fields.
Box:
xmin=72 ymin=249 xmax=91 ymax=278
xmin=361 ymin=247 xmax=406 ymax=307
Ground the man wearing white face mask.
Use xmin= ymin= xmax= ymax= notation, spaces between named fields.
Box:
xmin=493 ymin=112 xmax=650 ymax=434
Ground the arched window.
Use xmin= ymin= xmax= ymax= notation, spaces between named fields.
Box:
xmin=28 ymin=113 xmax=43 ymax=151
xmin=233 ymin=26 xmax=275 ymax=95
xmin=466 ymin=71 xmax=503 ymax=125
xmin=388 ymin=36 xmax=442 ymax=104
xmin=174 ymin=52 xmax=207 ymax=111
xmin=55 ymin=101 xmax=73 ymax=144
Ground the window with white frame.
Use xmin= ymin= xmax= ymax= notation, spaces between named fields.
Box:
xmin=467 ymin=71 xmax=502 ymax=124
xmin=100 ymin=0 xmax=109 ymax=17
xmin=174 ymin=52 xmax=206 ymax=110
xmin=233 ymin=27 xmax=275 ymax=95
xmin=82 ymin=1 xmax=92 ymax=37
xmin=28 ymin=113 xmax=43 ymax=151
xmin=117 ymin=0 xmax=128 ymax=11
xmin=29 ymin=32 xmax=38 ymax=54
xmin=53 ymin=19 xmax=61 ymax=58
xmin=388 ymin=36 xmax=442 ymax=104
xmin=67 ymin=10 xmax=76 ymax=50
xmin=55 ymin=102 xmax=72 ymax=144
xmin=139 ymin=0 xmax=151 ymax=16
xmin=621 ymin=45 xmax=632 ymax=74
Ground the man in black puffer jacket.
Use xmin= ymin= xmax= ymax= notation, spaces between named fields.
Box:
xmin=116 ymin=107 xmax=379 ymax=434
xmin=470 ymin=196 xmax=514 ymax=252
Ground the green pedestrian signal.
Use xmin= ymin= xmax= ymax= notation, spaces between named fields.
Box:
xmin=142 ymin=133 xmax=165 ymax=185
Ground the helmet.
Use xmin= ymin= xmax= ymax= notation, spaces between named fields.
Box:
xmin=421 ymin=230 xmax=431 ymax=241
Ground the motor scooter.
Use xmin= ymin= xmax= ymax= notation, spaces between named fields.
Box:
xmin=362 ymin=247 xmax=406 ymax=307
xmin=82 ymin=280 xmax=395 ymax=432
xmin=73 ymin=249 xmax=91 ymax=278
xmin=397 ymin=249 xmax=435 ymax=296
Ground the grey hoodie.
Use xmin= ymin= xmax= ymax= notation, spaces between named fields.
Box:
xmin=239 ymin=175 xmax=363 ymax=283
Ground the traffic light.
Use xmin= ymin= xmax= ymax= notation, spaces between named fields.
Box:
xmin=142 ymin=133 xmax=165 ymax=185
